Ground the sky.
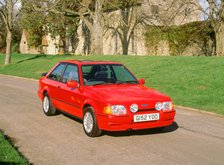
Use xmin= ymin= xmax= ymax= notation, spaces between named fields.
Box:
xmin=198 ymin=0 xmax=209 ymax=20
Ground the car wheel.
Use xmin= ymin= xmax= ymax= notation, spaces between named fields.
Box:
xmin=83 ymin=107 xmax=102 ymax=137
xmin=42 ymin=93 xmax=56 ymax=116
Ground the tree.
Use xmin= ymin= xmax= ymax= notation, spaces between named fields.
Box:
xmin=105 ymin=0 xmax=143 ymax=55
xmin=105 ymin=0 xmax=201 ymax=55
xmin=202 ymin=0 xmax=224 ymax=56
xmin=20 ymin=0 xmax=79 ymax=54
xmin=161 ymin=0 xmax=224 ymax=56
xmin=0 ymin=0 xmax=14 ymax=65
xmin=19 ymin=1 xmax=46 ymax=49
xmin=141 ymin=0 xmax=215 ymax=56
xmin=26 ymin=0 xmax=104 ymax=55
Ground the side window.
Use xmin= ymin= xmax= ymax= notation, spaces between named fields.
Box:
xmin=62 ymin=64 xmax=79 ymax=83
xmin=48 ymin=63 xmax=66 ymax=82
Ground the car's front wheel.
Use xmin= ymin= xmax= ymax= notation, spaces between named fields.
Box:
xmin=83 ymin=107 xmax=102 ymax=137
xmin=42 ymin=93 xmax=56 ymax=116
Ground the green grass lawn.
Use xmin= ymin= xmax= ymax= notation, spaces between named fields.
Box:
xmin=0 ymin=54 xmax=224 ymax=115
xmin=0 ymin=131 xmax=28 ymax=164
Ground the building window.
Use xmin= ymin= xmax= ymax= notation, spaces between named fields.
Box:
xmin=185 ymin=8 xmax=191 ymax=16
xmin=151 ymin=5 xmax=159 ymax=16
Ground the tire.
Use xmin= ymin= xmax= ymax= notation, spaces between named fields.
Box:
xmin=83 ymin=107 xmax=102 ymax=137
xmin=42 ymin=93 xmax=56 ymax=116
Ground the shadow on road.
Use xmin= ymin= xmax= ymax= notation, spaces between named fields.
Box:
xmin=103 ymin=122 xmax=179 ymax=137
xmin=62 ymin=113 xmax=82 ymax=124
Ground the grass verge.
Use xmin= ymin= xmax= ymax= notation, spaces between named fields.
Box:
xmin=0 ymin=130 xmax=29 ymax=165
xmin=0 ymin=54 xmax=223 ymax=115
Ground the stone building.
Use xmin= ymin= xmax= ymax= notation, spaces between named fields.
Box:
xmin=83 ymin=0 xmax=202 ymax=56
xmin=20 ymin=0 xmax=201 ymax=56
xmin=142 ymin=0 xmax=201 ymax=26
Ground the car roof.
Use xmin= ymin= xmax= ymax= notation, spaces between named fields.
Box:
xmin=59 ymin=60 xmax=122 ymax=65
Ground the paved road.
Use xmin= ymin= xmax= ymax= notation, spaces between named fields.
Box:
xmin=0 ymin=74 xmax=224 ymax=165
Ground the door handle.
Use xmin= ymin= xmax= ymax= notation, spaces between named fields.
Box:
xmin=57 ymin=86 xmax=61 ymax=89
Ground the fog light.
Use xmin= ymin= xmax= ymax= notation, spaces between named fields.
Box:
xmin=130 ymin=104 xmax=138 ymax=113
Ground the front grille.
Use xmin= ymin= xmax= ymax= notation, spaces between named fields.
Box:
xmin=138 ymin=108 xmax=155 ymax=112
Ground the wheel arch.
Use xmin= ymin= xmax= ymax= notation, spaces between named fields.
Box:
xmin=82 ymin=99 xmax=99 ymax=114
xmin=39 ymin=86 xmax=51 ymax=101
xmin=42 ymin=86 xmax=50 ymax=96
xmin=82 ymin=100 xmax=102 ymax=137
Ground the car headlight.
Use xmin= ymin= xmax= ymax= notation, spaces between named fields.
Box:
xmin=155 ymin=101 xmax=173 ymax=111
xmin=163 ymin=102 xmax=172 ymax=111
xmin=155 ymin=102 xmax=163 ymax=111
xmin=104 ymin=105 xmax=126 ymax=115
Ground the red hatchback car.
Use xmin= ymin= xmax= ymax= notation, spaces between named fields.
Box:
xmin=38 ymin=60 xmax=176 ymax=137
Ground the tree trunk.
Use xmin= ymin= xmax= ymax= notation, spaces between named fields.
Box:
xmin=61 ymin=37 xmax=67 ymax=54
xmin=91 ymin=0 xmax=104 ymax=55
xmin=4 ymin=29 xmax=12 ymax=65
xmin=120 ymin=7 xmax=131 ymax=55
xmin=4 ymin=0 xmax=13 ymax=65
xmin=215 ymin=23 xmax=224 ymax=56
xmin=122 ymin=38 xmax=129 ymax=55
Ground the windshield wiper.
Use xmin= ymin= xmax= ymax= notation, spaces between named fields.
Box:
xmin=115 ymin=80 xmax=137 ymax=85
xmin=93 ymin=82 xmax=114 ymax=86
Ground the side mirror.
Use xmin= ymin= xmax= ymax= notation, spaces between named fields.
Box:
xmin=41 ymin=72 xmax=48 ymax=77
xmin=138 ymin=78 xmax=145 ymax=85
xmin=67 ymin=80 xmax=79 ymax=89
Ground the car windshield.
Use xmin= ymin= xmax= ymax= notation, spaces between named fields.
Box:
xmin=82 ymin=64 xmax=138 ymax=86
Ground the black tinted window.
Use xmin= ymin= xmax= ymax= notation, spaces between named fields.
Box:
xmin=48 ymin=63 xmax=66 ymax=81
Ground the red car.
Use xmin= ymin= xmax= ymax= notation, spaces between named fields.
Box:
xmin=38 ymin=60 xmax=175 ymax=137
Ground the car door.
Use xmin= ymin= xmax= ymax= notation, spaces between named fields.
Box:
xmin=45 ymin=63 xmax=67 ymax=110
xmin=58 ymin=64 xmax=83 ymax=118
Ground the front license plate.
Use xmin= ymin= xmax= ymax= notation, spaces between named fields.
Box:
xmin=134 ymin=113 xmax=160 ymax=122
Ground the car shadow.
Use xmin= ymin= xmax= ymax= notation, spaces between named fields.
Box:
xmin=103 ymin=122 xmax=179 ymax=137
xmin=62 ymin=113 xmax=83 ymax=124
xmin=60 ymin=112 xmax=178 ymax=137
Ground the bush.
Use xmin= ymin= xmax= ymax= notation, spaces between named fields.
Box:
xmin=145 ymin=21 xmax=215 ymax=56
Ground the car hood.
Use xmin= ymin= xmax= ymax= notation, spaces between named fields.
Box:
xmin=84 ymin=84 xmax=171 ymax=104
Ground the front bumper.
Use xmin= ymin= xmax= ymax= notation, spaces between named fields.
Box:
xmin=97 ymin=110 xmax=176 ymax=131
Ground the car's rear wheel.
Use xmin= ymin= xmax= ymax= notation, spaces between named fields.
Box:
xmin=83 ymin=107 xmax=102 ymax=137
xmin=42 ymin=93 xmax=56 ymax=116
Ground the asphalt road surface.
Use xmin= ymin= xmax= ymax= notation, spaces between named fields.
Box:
xmin=0 ymin=74 xmax=224 ymax=165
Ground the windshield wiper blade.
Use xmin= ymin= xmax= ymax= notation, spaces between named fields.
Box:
xmin=126 ymin=81 xmax=138 ymax=84
xmin=116 ymin=80 xmax=137 ymax=85
xmin=93 ymin=82 xmax=114 ymax=86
